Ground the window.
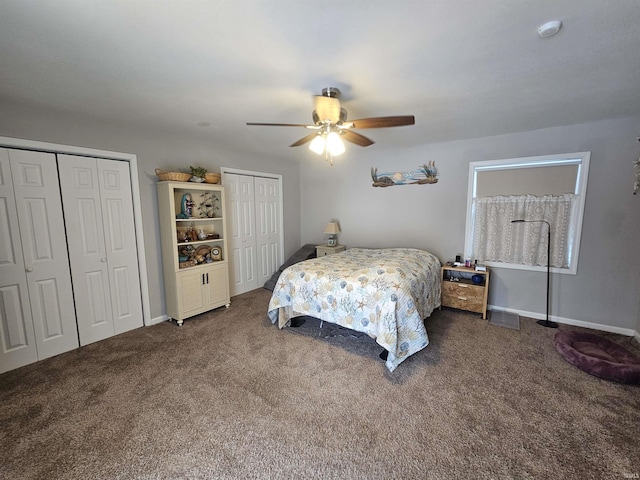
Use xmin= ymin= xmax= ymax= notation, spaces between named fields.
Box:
xmin=464 ymin=152 xmax=590 ymax=275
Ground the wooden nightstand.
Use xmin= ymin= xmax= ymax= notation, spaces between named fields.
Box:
xmin=316 ymin=244 xmax=346 ymax=257
xmin=441 ymin=265 xmax=490 ymax=319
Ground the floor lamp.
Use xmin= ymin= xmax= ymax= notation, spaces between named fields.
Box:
xmin=511 ymin=219 xmax=558 ymax=328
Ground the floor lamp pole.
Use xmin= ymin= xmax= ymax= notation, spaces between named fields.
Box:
xmin=511 ymin=219 xmax=558 ymax=328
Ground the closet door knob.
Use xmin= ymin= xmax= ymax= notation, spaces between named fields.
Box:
xmin=101 ymin=258 xmax=107 ymax=263
xmin=26 ymin=267 xmax=34 ymax=272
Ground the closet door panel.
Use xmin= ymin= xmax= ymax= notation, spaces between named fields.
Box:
xmin=241 ymin=194 xmax=257 ymax=287
xmin=85 ymin=271 xmax=112 ymax=328
xmin=226 ymin=173 xmax=258 ymax=294
xmin=97 ymin=159 xmax=143 ymax=334
xmin=8 ymin=149 xmax=79 ymax=359
xmin=58 ymin=155 xmax=114 ymax=345
xmin=229 ymin=196 xmax=257 ymax=291
xmin=33 ymin=279 xmax=66 ymax=337
xmin=0 ymin=150 xmax=38 ymax=373
xmin=239 ymin=177 xmax=257 ymax=289
xmin=255 ymin=177 xmax=281 ymax=287
xmin=0 ymin=284 xmax=37 ymax=373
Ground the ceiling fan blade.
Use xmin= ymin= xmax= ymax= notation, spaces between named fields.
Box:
xmin=347 ymin=116 xmax=415 ymax=129
xmin=313 ymin=96 xmax=341 ymax=123
xmin=247 ymin=122 xmax=311 ymax=127
xmin=341 ymin=130 xmax=375 ymax=147
xmin=289 ymin=132 xmax=319 ymax=147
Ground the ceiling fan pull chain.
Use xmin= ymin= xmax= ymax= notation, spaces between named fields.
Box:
xmin=325 ymin=149 xmax=334 ymax=166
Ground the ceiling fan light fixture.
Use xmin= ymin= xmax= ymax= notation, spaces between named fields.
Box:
xmin=314 ymin=96 xmax=341 ymax=123
xmin=326 ymin=132 xmax=345 ymax=156
xmin=309 ymin=135 xmax=326 ymax=155
xmin=248 ymin=87 xmax=415 ymax=162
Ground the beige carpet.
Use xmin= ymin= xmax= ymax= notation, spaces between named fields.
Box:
xmin=1 ymin=288 xmax=638 ymax=479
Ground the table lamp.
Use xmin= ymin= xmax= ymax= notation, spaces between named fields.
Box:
xmin=324 ymin=222 xmax=341 ymax=246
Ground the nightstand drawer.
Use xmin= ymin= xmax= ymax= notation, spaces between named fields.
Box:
xmin=442 ymin=282 xmax=484 ymax=313
xmin=316 ymin=244 xmax=346 ymax=256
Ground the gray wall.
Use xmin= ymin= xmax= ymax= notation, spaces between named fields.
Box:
xmin=0 ymin=99 xmax=301 ymax=321
xmin=2 ymin=97 xmax=638 ymax=333
xmin=300 ymin=115 xmax=640 ymax=331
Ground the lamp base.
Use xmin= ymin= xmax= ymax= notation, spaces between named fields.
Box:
xmin=537 ymin=319 xmax=559 ymax=328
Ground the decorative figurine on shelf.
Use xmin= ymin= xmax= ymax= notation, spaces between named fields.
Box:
xmin=197 ymin=228 xmax=207 ymax=240
xmin=197 ymin=191 xmax=218 ymax=218
xmin=176 ymin=229 xmax=187 ymax=243
xmin=187 ymin=224 xmax=198 ymax=242
xmin=176 ymin=193 xmax=195 ymax=219
xmin=179 ymin=244 xmax=195 ymax=261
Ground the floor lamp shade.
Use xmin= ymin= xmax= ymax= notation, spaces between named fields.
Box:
xmin=511 ymin=219 xmax=558 ymax=328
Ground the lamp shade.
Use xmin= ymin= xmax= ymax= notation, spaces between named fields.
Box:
xmin=309 ymin=132 xmax=345 ymax=157
xmin=324 ymin=222 xmax=341 ymax=235
xmin=314 ymin=96 xmax=341 ymax=123
xmin=326 ymin=132 xmax=345 ymax=156
xmin=309 ymin=135 xmax=325 ymax=155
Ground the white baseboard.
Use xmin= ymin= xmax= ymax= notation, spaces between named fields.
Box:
xmin=146 ymin=315 xmax=169 ymax=326
xmin=488 ymin=305 xmax=639 ymax=339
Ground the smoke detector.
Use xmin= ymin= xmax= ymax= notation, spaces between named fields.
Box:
xmin=538 ymin=20 xmax=562 ymax=38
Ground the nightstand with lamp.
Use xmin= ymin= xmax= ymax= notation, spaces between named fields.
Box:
xmin=317 ymin=221 xmax=346 ymax=256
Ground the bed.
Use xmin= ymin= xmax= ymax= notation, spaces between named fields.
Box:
xmin=267 ymin=248 xmax=441 ymax=372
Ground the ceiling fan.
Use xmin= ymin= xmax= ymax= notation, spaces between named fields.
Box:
xmin=247 ymin=87 xmax=415 ymax=164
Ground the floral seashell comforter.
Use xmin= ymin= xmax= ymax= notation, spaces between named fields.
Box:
xmin=267 ymin=248 xmax=441 ymax=372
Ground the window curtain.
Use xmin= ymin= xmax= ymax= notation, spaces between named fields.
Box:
xmin=471 ymin=194 xmax=576 ymax=268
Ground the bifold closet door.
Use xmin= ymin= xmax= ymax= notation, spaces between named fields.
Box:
xmin=0 ymin=149 xmax=37 ymax=372
xmin=225 ymin=173 xmax=282 ymax=296
xmin=0 ymin=149 xmax=79 ymax=373
xmin=58 ymin=154 xmax=143 ymax=346
xmin=226 ymin=173 xmax=258 ymax=295
xmin=254 ymin=177 xmax=281 ymax=288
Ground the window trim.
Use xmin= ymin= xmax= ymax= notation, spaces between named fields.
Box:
xmin=464 ymin=151 xmax=590 ymax=275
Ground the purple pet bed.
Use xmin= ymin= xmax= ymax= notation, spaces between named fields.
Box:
xmin=554 ymin=331 xmax=640 ymax=384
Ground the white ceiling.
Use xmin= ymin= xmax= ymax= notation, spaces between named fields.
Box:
xmin=1 ymin=0 xmax=639 ymax=160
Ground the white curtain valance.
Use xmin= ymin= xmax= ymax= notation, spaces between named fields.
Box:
xmin=471 ymin=193 xmax=576 ymax=268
